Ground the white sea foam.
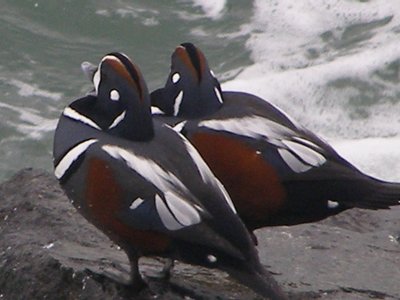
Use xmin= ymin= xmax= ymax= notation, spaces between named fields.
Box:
xmin=9 ymin=79 xmax=62 ymax=101
xmin=219 ymin=1 xmax=400 ymax=181
xmin=191 ymin=0 xmax=226 ymax=20
xmin=332 ymin=138 xmax=400 ymax=182
xmin=222 ymin=0 xmax=400 ymax=140
xmin=0 ymin=102 xmax=57 ymax=139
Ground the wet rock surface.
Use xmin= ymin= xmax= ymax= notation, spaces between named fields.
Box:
xmin=0 ymin=168 xmax=399 ymax=299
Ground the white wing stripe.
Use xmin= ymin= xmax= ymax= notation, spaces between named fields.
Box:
xmin=199 ymin=116 xmax=292 ymax=141
xmin=282 ymin=140 xmax=326 ymax=167
xmin=102 ymin=145 xmax=202 ymax=230
xmin=278 ymin=148 xmax=312 ymax=173
xmin=164 ymin=190 xmax=201 ymax=226
xmin=54 ymin=139 xmax=98 ymax=179
xmin=199 ymin=116 xmax=327 ymax=173
xmin=63 ymin=107 xmax=101 ymax=130
xmin=155 ymin=195 xmax=183 ymax=230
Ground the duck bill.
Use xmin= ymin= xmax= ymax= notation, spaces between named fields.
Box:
xmin=81 ymin=61 xmax=98 ymax=81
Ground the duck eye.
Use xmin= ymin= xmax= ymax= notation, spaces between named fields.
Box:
xmin=172 ymin=72 xmax=180 ymax=84
xmin=110 ymin=89 xmax=120 ymax=101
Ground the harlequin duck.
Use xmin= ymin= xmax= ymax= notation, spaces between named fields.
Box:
xmin=150 ymin=43 xmax=400 ymax=231
xmin=53 ymin=52 xmax=286 ymax=299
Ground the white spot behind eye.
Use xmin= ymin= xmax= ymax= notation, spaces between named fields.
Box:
xmin=210 ymin=70 xmax=215 ymax=77
xmin=110 ymin=89 xmax=120 ymax=101
xmin=172 ymin=73 xmax=180 ymax=84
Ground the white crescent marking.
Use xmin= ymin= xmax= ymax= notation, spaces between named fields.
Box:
xmin=108 ymin=110 xmax=126 ymax=129
xmin=173 ymin=90 xmax=184 ymax=116
xmin=214 ymin=87 xmax=223 ymax=103
xmin=54 ymin=139 xmax=98 ymax=179
xmin=63 ymin=107 xmax=101 ymax=130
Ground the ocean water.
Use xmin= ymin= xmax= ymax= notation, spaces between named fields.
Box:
xmin=1 ymin=0 xmax=400 ymax=183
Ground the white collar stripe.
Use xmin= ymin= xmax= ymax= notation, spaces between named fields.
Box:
xmin=54 ymin=139 xmax=98 ymax=179
xmin=63 ymin=107 xmax=101 ymax=130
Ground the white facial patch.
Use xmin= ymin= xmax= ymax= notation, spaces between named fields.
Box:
xmin=63 ymin=107 xmax=101 ymax=130
xmin=54 ymin=139 xmax=98 ymax=179
xmin=214 ymin=87 xmax=223 ymax=104
xmin=93 ymin=54 xmax=125 ymax=95
xmin=210 ymin=70 xmax=215 ymax=77
xmin=110 ymin=89 xmax=120 ymax=101
xmin=108 ymin=110 xmax=126 ymax=129
xmin=93 ymin=68 xmax=101 ymax=95
xmin=173 ymin=90 xmax=184 ymax=116
xmin=172 ymin=72 xmax=180 ymax=84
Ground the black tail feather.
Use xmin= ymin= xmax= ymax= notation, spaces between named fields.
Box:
xmin=343 ymin=177 xmax=400 ymax=209
xmin=225 ymin=262 xmax=287 ymax=300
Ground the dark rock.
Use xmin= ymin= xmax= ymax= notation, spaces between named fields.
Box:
xmin=0 ymin=168 xmax=399 ymax=299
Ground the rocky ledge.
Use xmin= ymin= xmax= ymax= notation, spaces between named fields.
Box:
xmin=0 ymin=168 xmax=399 ymax=299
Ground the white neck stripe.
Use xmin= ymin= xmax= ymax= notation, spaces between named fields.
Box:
xmin=173 ymin=90 xmax=184 ymax=116
xmin=108 ymin=110 xmax=126 ymax=129
xmin=63 ymin=107 xmax=101 ymax=130
xmin=54 ymin=139 xmax=98 ymax=179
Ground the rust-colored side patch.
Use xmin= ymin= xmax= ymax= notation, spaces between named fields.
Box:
xmin=190 ymin=132 xmax=287 ymax=229
xmin=85 ymin=157 xmax=170 ymax=253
